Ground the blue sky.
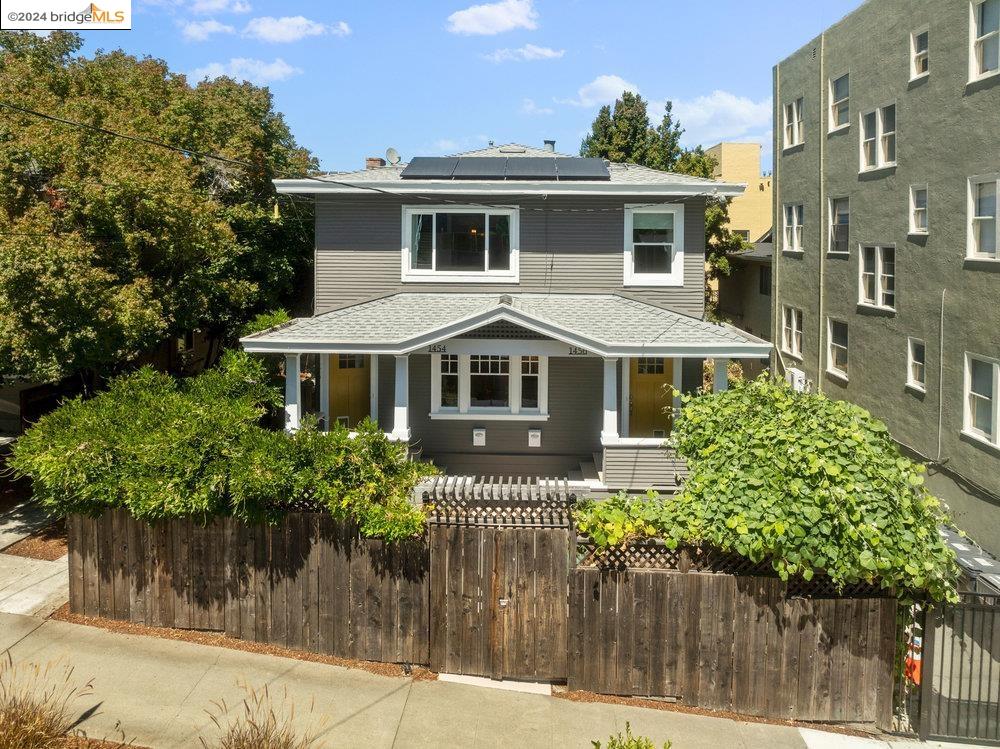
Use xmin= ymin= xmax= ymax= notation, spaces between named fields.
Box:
xmin=77 ymin=0 xmax=862 ymax=173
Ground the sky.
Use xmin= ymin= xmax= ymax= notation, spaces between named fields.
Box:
xmin=75 ymin=0 xmax=864 ymax=173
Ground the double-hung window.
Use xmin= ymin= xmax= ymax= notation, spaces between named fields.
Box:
xmin=759 ymin=265 xmax=772 ymax=296
xmin=783 ymin=97 xmax=804 ymax=148
xmin=907 ymin=338 xmax=926 ymax=391
xmin=911 ymin=28 xmax=930 ymax=79
xmin=827 ymin=319 xmax=849 ymax=379
xmin=431 ymin=353 xmax=548 ymax=419
xmin=964 ymin=354 xmax=1000 ymax=447
xmin=969 ymin=175 xmax=999 ymax=258
xmin=829 ymin=74 xmax=850 ymax=130
xmin=972 ymin=0 xmax=1000 ymax=80
xmin=859 ymin=245 xmax=896 ymax=310
xmin=623 ymin=204 xmax=684 ymax=286
xmin=829 ymin=197 xmax=850 ymax=254
xmin=910 ymin=185 xmax=928 ymax=234
xmin=781 ymin=305 xmax=803 ymax=359
xmin=860 ymin=104 xmax=896 ymax=171
xmin=402 ymin=206 xmax=517 ymax=282
xmin=783 ymin=204 xmax=804 ymax=252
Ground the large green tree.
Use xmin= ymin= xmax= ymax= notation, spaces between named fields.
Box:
xmin=0 ymin=31 xmax=317 ymax=383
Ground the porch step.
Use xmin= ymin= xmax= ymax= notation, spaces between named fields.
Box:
xmin=567 ymin=469 xmax=583 ymax=482
xmin=592 ymin=452 xmax=604 ymax=483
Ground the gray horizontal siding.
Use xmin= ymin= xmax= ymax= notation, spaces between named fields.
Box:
xmin=315 ymin=194 xmax=706 ymax=318
xmin=602 ymin=446 xmax=689 ymax=491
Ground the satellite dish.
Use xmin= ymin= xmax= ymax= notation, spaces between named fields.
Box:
xmin=385 ymin=147 xmax=401 ymax=165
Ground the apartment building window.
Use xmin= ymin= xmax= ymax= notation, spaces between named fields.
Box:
xmin=781 ymin=306 xmax=803 ymax=358
xmin=859 ymin=245 xmax=896 ymax=310
xmin=911 ymin=27 xmax=930 ymax=79
xmin=907 ymin=338 xmax=926 ymax=391
xmin=860 ymin=104 xmax=896 ymax=172
xmin=971 ymin=0 xmax=999 ymax=80
xmin=829 ymin=74 xmax=850 ymax=130
xmin=759 ymin=265 xmax=772 ymax=296
xmin=827 ymin=319 xmax=849 ymax=379
xmin=969 ymin=176 xmax=999 ymax=258
xmin=623 ymin=204 xmax=685 ymax=286
xmin=829 ymin=197 xmax=850 ymax=253
xmin=783 ymin=204 xmax=804 ymax=252
xmin=783 ymin=97 xmax=804 ymax=148
xmin=403 ymin=206 xmax=517 ymax=282
xmin=910 ymin=185 xmax=928 ymax=234
xmin=964 ymin=354 xmax=999 ymax=446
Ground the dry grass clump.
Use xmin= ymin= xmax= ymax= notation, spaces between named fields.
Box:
xmin=0 ymin=654 xmax=93 ymax=749
xmin=199 ymin=684 xmax=326 ymax=749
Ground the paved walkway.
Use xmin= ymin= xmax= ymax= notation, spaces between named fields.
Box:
xmin=0 ymin=499 xmax=53 ymax=551
xmin=0 ymin=552 xmax=68 ymax=616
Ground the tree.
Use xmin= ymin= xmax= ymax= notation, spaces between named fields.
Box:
xmin=0 ymin=31 xmax=317 ymax=384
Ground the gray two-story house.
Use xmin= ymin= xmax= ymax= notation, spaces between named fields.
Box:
xmin=242 ymin=144 xmax=769 ymax=490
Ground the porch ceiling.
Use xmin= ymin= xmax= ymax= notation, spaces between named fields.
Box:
xmin=239 ymin=292 xmax=772 ymax=358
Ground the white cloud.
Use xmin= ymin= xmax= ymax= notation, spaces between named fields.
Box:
xmin=242 ymin=16 xmax=348 ymax=43
xmin=521 ymin=98 xmax=553 ymax=116
xmin=447 ymin=0 xmax=537 ymax=35
xmin=189 ymin=0 xmax=250 ymax=13
xmin=181 ymin=19 xmax=235 ymax=41
xmin=189 ymin=57 xmax=302 ymax=84
xmin=484 ymin=44 xmax=564 ymax=63
xmin=663 ymin=90 xmax=772 ymax=147
xmin=558 ymin=74 xmax=638 ymax=107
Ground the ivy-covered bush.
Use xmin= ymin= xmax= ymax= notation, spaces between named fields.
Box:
xmin=10 ymin=351 xmax=433 ymax=540
xmin=575 ymin=376 xmax=959 ymax=601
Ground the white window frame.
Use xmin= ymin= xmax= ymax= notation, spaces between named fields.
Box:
xmin=859 ymin=104 xmax=897 ymax=172
xmin=826 ymin=318 xmax=849 ymax=381
xmin=430 ymin=353 xmax=548 ymax=420
xmin=783 ymin=97 xmax=804 ymax=149
xmin=967 ymin=174 xmax=1000 ymax=260
xmin=910 ymin=26 xmax=930 ymax=80
xmin=781 ymin=305 xmax=804 ymax=359
xmin=782 ymin=203 xmax=804 ymax=253
xmin=907 ymin=337 xmax=927 ymax=392
xmin=828 ymin=196 xmax=850 ymax=254
xmin=401 ymin=205 xmax=519 ymax=283
xmin=858 ymin=244 xmax=896 ymax=311
xmin=963 ymin=352 xmax=1000 ymax=448
xmin=970 ymin=0 xmax=1000 ymax=82
xmin=829 ymin=74 xmax=850 ymax=132
xmin=909 ymin=184 xmax=929 ymax=235
xmin=623 ymin=203 xmax=685 ymax=287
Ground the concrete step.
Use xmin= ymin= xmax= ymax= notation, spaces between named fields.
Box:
xmin=578 ymin=461 xmax=599 ymax=482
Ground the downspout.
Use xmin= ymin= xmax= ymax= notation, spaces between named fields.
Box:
xmin=937 ymin=288 xmax=946 ymax=461
xmin=816 ymin=32 xmax=827 ymax=393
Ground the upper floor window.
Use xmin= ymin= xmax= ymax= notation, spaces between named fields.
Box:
xmin=860 ymin=104 xmax=896 ymax=172
xmin=910 ymin=28 xmax=930 ymax=79
xmin=908 ymin=337 xmax=926 ymax=392
xmin=971 ymin=0 xmax=999 ymax=81
xmin=759 ymin=265 xmax=772 ymax=296
xmin=859 ymin=245 xmax=896 ymax=310
xmin=829 ymin=197 xmax=850 ymax=254
xmin=623 ymin=204 xmax=685 ymax=287
xmin=783 ymin=97 xmax=804 ymax=148
xmin=829 ymin=74 xmax=850 ymax=130
xmin=402 ymin=206 xmax=517 ymax=282
xmin=910 ymin=185 xmax=928 ymax=234
xmin=783 ymin=204 xmax=804 ymax=253
xmin=827 ymin=319 xmax=849 ymax=380
xmin=431 ymin=353 xmax=548 ymax=419
xmin=781 ymin=305 xmax=803 ymax=359
xmin=964 ymin=353 xmax=999 ymax=447
xmin=969 ymin=175 xmax=998 ymax=259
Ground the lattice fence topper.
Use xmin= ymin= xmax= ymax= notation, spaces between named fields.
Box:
xmin=421 ymin=475 xmax=576 ymax=527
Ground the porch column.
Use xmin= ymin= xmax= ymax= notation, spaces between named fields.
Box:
xmin=601 ymin=357 xmax=619 ymax=442
xmin=284 ymin=353 xmax=301 ymax=433
xmin=319 ymin=354 xmax=330 ymax=431
xmin=391 ymin=354 xmax=411 ymax=440
xmin=713 ymin=358 xmax=729 ymax=392
xmin=620 ymin=357 xmax=630 ymax=438
xmin=369 ymin=354 xmax=379 ymax=422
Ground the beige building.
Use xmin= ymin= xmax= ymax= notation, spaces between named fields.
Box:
xmin=705 ymin=142 xmax=771 ymax=242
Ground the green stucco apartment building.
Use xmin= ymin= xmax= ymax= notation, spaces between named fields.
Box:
xmin=772 ymin=0 xmax=1000 ymax=554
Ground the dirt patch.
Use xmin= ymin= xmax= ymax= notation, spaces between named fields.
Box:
xmin=3 ymin=519 xmax=67 ymax=560
xmin=50 ymin=604 xmax=438 ymax=682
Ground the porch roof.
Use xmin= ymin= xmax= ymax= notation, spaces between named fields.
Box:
xmin=240 ymin=293 xmax=772 ymax=358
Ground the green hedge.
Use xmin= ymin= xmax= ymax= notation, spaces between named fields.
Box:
xmin=9 ymin=351 xmax=434 ymax=540
xmin=575 ymin=376 xmax=959 ymax=601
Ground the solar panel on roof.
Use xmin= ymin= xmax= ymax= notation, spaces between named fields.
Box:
xmin=399 ymin=157 xmax=459 ymax=179
xmin=504 ymin=157 xmax=558 ymax=180
xmin=554 ymin=157 xmax=610 ymax=180
xmin=451 ymin=157 xmax=508 ymax=179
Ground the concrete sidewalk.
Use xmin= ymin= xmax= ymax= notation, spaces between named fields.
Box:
xmin=0 ymin=552 xmax=68 ymax=616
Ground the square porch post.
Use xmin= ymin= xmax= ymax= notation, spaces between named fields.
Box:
xmin=319 ymin=354 xmax=330 ymax=431
xmin=284 ymin=353 xmax=301 ymax=433
xmin=391 ymin=354 xmax=411 ymax=440
xmin=601 ymin=356 xmax=619 ymax=442
xmin=713 ymin=358 xmax=730 ymax=392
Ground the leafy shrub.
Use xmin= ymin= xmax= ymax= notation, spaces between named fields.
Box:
xmin=0 ymin=655 xmax=94 ymax=749
xmin=10 ymin=351 xmax=433 ymax=538
xmin=575 ymin=376 xmax=959 ymax=601
xmin=238 ymin=309 xmax=292 ymax=339
xmin=592 ymin=722 xmax=670 ymax=749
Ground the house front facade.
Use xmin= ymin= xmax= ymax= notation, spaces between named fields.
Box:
xmin=242 ymin=144 xmax=770 ymax=490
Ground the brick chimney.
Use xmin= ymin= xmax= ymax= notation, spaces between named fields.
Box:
xmin=366 ymin=156 xmax=386 ymax=169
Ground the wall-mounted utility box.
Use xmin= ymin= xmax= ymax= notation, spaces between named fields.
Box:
xmin=472 ymin=428 xmax=486 ymax=447
xmin=527 ymin=428 xmax=542 ymax=448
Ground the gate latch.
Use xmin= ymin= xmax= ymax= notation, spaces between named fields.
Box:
xmin=498 ymin=597 xmax=510 ymax=608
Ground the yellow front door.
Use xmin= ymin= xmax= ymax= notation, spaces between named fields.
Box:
xmin=329 ymin=354 xmax=370 ymax=429
xmin=629 ymin=357 xmax=673 ymax=437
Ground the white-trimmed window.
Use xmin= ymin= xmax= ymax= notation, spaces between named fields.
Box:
xmin=910 ymin=185 xmax=928 ymax=234
xmin=783 ymin=204 xmax=804 ymax=252
xmin=829 ymin=197 xmax=850 ymax=254
xmin=964 ymin=353 xmax=999 ymax=446
xmin=859 ymin=245 xmax=896 ymax=310
xmin=911 ymin=27 xmax=930 ymax=79
xmin=402 ymin=206 xmax=518 ymax=282
xmin=971 ymin=0 xmax=999 ymax=81
xmin=827 ymin=319 xmax=849 ymax=379
xmin=783 ymin=97 xmax=804 ymax=148
xmin=623 ymin=204 xmax=685 ymax=286
xmin=907 ymin=338 xmax=926 ymax=391
xmin=431 ymin=353 xmax=548 ymax=419
xmin=829 ymin=74 xmax=850 ymax=130
xmin=860 ymin=104 xmax=896 ymax=172
xmin=968 ymin=175 xmax=999 ymax=258
xmin=781 ymin=305 xmax=803 ymax=358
